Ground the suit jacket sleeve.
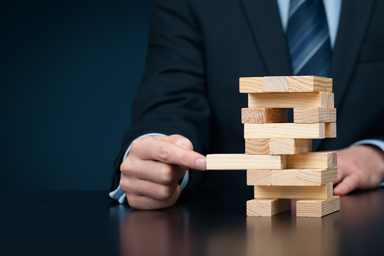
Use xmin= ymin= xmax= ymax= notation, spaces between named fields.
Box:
xmin=111 ymin=0 xmax=210 ymax=191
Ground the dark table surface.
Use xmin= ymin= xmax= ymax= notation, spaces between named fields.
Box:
xmin=1 ymin=188 xmax=383 ymax=256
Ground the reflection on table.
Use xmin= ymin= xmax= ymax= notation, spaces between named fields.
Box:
xmin=116 ymin=189 xmax=384 ymax=256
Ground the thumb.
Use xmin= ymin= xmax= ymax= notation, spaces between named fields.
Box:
xmin=166 ymin=135 xmax=206 ymax=170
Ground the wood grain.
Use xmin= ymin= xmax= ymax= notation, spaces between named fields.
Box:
xmin=253 ymin=183 xmax=333 ymax=199
xmin=206 ymin=154 xmax=286 ymax=170
xmin=286 ymin=152 xmax=337 ymax=169
xmin=269 ymin=139 xmax=312 ymax=155
xmin=247 ymin=170 xmax=272 ymax=185
xmin=327 ymin=93 xmax=334 ymax=108
xmin=240 ymin=76 xmax=332 ymax=93
xmin=294 ymin=108 xmax=336 ymax=124
xmin=245 ymin=139 xmax=270 ymax=155
xmin=239 ymin=77 xmax=263 ymax=93
xmin=271 ymin=168 xmax=338 ymax=186
xmin=248 ymin=92 xmax=333 ymax=108
xmin=247 ymin=199 xmax=291 ymax=217
xmin=244 ymin=123 xmax=325 ymax=139
xmin=263 ymin=76 xmax=289 ymax=92
xmin=285 ymin=76 xmax=332 ymax=92
xmin=325 ymin=123 xmax=337 ymax=138
xmin=242 ymin=108 xmax=287 ymax=124
xmin=296 ymin=196 xmax=340 ymax=217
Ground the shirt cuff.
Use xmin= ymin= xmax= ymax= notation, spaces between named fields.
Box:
xmin=351 ymin=139 xmax=384 ymax=187
xmin=109 ymin=133 xmax=191 ymax=203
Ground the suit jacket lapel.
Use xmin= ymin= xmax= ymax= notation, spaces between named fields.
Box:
xmin=240 ymin=0 xmax=291 ymax=76
xmin=330 ymin=0 xmax=376 ymax=111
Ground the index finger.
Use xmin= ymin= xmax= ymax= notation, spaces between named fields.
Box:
xmin=137 ymin=137 xmax=206 ymax=170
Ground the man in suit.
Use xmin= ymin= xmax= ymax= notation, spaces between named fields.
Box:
xmin=110 ymin=0 xmax=384 ymax=209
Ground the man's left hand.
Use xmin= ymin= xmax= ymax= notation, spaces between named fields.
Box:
xmin=334 ymin=145 xmax=384 ymax=195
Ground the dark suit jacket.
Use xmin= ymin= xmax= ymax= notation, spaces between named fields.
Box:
xmin=111 ymin=0 xmax=384 ymax=193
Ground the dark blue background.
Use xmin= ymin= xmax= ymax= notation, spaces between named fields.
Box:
xmin=0 ymin=0 xmax=149 ymax=190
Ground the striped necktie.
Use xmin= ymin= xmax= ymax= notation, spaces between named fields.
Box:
xmin=286 ymin=0 xmax=332 ymax=77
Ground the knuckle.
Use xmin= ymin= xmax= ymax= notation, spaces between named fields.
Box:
xmin=158 ymin=185 xmax=173 ymax=200
xmin=128 ymin=137 xmax=148 ymax=156
xmin=160 ymin=168 xmax=175 ymax=184
xmin=120 ymin=160 xmax=134 ymax=175
xmin=120 ymin=160 xmax=129 ymax=173
xmin=158 ymin=144 xmax=171 ymax=161
xmin=119 ymin=177 xmax=131 ymax=192
xmin=130 ymin=139 xmax=140 ymax=152
xmin=174 ymin=135 xmax=193 ymax=150
xmin=126 ymin=195 xmax=140 ymax=209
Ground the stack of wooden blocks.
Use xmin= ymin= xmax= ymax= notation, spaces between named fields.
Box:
xmin=206 ymin=76 xmax=340 ymax=217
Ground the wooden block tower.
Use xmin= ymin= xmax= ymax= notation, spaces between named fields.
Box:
xmin=206 ymin=76 xmax=340 ymax=217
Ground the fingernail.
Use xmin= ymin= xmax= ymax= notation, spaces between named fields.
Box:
xmin=196 ymin=158 xmax=206 ymax=170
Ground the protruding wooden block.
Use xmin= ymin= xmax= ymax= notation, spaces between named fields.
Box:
xmin=254 ymin=183 xmax=333 ymax=199
xmin=239 ymin=77 xmax=263 ymax=93
xmin=244 ymin=123 xmax=325 ymax=139
xmin=269 ymin=139 xmax=312 ymax=155
xmin=248 ymin=92 xmax=333 ymax=108
xmin=287 ymin=152 xmax=337 ymax=169
xmin=297 ymin=196 xmax=340 ymax=217
xmin=247 ymin=170 xmax=272 ymax=185
xmin=294 ymin=108 xmax=336 ymax=124
xmin=325 ymin=123 xmax=337 ymax=138
xmin=271 ymin=168 xmax=338 ymax=186
xmin=247 ymin=199 xmax=291 ymax=216
xmin=245 ymin=139 xmax=270 ymax=155
xmin=206 ymin=154 xmax=286 ymax=170
xmin=241 ymin=108 xmax=287 ymax=124
xmin=263 ymin=76 xmax=332 ymax=93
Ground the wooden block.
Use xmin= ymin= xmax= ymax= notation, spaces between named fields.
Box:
xmin=245 ymin=139 xmax=270 ymax=155
xmin=327 ymin=93 xmax=334 ymax=108
xmin=269 ymin=139 xmax=312 ymax=155
xmin=206 ymin=154 xmax=286 ymax=170
xmin=296 ymin=168 xmax=338 ymax=186
xmin=254 ymin=183 xmax=333 ymax=199
xmin=271 ymin=168 xmax=338 ymax=186
xmin=241 ymin=108 xmax=287 ymax=124
xmin=294 ymin=108 xmax=336 ymax=124
xmin=325 ymin=123 xmax=337 ymax=138
xmin=288 ymin=76 xmax=332 ymax=92
xmin=248 ymin=92 xmax=333 ymax=108
xmin=271 ymin=170 xmax=296 ymax=185
xmin=247 ymin=170 xmax=272 ymax=185
xmin=263 ymin=76 xmax=332 ymax=93
xmin=244 ymin=123 xmax=325 ymax=139
xmin=247 ymin=199 xmax=291 ymax=216
xmin=239 ymin=77 xmax=263 ymax=93
xmin=287 ymin=152 xmax=337 ymax=169
xmin=296 ymin=196 xmax=340 ymax=217
xmin=263 ymin=77 xmax=288 ymax=92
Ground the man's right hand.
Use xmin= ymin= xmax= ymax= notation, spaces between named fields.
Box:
xmin=120 ymin=134 xmax=206 ymax=210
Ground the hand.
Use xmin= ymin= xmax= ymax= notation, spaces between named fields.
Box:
xmin=120 ymin=134 xmax=206 ymax=210
xmin=334 ymin=145 xmax=384 ymax=195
